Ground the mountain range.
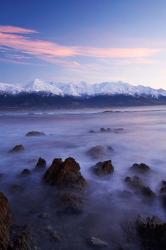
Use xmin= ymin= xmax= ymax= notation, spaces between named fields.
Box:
xmin=0 ymin=79 xmax=166 ymax=108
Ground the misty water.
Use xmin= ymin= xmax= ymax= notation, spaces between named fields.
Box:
xmin=1 ymin=106 xmax=166 ymax=249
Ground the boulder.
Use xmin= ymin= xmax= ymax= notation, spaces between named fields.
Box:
xmin=9 ymin=145 xmax=24 ymax=153
xmin=35 ymin=157 xmax=46 ymax=170
xmin=92 ymin=160 xmax=114 ymax=176
xmin=130 ymin=163 xmax=151 ymax=173
xmin=136 ymin=215 xmax=166 ymax=250
xmin=20 ymin=169 xmax=31 ymax=177
xmin=0 ymin=192 xmax=11 ymax=250
xmin=124 ymin=176 xmax=155 ymax=198
xmin=44 ymin=157 xmax=87 ymax=189
xmin=25 ymin=131 xmax=45 ymax=136
xmin=87 ymin=145 xmax=113 ymax=159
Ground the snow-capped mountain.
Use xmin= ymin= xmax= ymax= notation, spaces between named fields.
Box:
xmin=0 ymin=79 xmax=166 ymax=98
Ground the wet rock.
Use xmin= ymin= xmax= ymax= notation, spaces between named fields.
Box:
xmin=136 ymin=215 xmax=166 ymax=250
xmin=44 ymin=157 xmax=87 ymax=189
xmin=87 ymin=145 xmax=113 ymax=159
xmin=92 ymin=160 xmax=114 ymax=176
xmin=9 ymin=145 xmax=24 ymax=153
xmin=35 ymin=157 xmax=46 ymax=170
xmin=59 ymin=192 xmax=83 ymax=215
xmin=0 ymin=192 xmax=11 ymax=250
xmin=25 ymin=131 xmax=45 ymax=136
xmin=124 ymin=176 xmax=155 ymax=198
xmin=88 ymin=236 xmax=108 ymax=248
xmin=130 ymin=163 xmax=151 ymax=173
xmin=20 ymin=169 xmax=31 ymax=177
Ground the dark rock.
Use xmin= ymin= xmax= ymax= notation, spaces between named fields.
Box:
xmin=35 ymin=157 xmax=46 ymax=170
xmin=100 ymin=127 xmax=111 ymax=132
xmin=136 ymin=215 xmax=166 ymax=250
xmin=87 ymin=145 xmax=113 ymax=159
xmin=59 ymin=192 xmax=83 ymax=214
xmin=89 ymin=130 xmax=95 ymax=133
xmin=112 ymin=128 xmax=124 ymax=133
xmin=25 ymin=131 xmax=45 ymax=136
xmin=125 ymin=176 xmax=143 ymax=190
xmin=9 ymin=145 xmax=24 ymax=153
xmin=20 ymin=169 xmax=31 ymax=177
xmin=159 ymin=181 xmax=166 ymax=207
xmin=92 ymin=160 xmax=114 ymax=176
xmin=130 ymin=163 xmax=151 ymax=173
xmin=44 ymin=157 xmax=87 ymax=189
xmin=0 ymin=192 xmax=11 ymax=250
xmin=125 ymin=176 xmax=155 ymax=198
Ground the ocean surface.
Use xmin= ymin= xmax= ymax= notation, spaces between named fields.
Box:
xmin=1 ymin=106 xmax=166 ymax=249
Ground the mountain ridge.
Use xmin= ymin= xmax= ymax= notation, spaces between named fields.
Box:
xmin=0 ymin=79 xmax=166 ymax=98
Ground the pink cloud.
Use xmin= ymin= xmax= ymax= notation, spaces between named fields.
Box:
xmin=0 ymin=25 xmax=161 ymax=64
xmin=0 ymin=25 xmax=37 ymax=34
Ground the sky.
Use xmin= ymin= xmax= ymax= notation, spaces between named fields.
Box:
xmin=0 ymin=0 xmax=166 ymax=88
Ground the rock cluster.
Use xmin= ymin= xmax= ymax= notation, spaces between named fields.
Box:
xmin=124 ymin=176 xmax=155 ymax=198
xmin=136 ymin=216 xmax=166 ymax=250
xmin=44 ymin=157 xmax=87 ymax=189
xmin=92 ymin=160 xmax=114 ymax=176
xmin=130 ymin=163 xmax=151 ymax=173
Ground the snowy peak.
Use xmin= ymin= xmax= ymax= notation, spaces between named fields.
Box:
xmin=0 ymin=79 xmax=166 ymax=97
xmin=0 ymin=82 xmax=23 ymax=94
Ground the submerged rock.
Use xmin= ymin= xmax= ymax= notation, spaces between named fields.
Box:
xmin=9 ymin=145 xmax=24 ymax=153
xmin=44 ymin=157 xmax=87 ymax=189
xmin=136 ymin=215 xmax=166 ymax=250
xmin=9 ymin=184 xmax=24 ymax=194
xmin=87 ymin=145 xmax=113 ymax=159
xmin=20 ymin=169 xmax=31 ymax=177
xmin=130 ymin=163 xmax=151 ymax=173
xmin=124 ymin=176 xmax=155 ymax=198
xmin=35 ymin=157 xmax=46 ymax=170
xmin=88 ymin=236 xmax=108 ymax=248
xmin=0 ymin=192 xmax=11 ymax=250
xmin=100 ymin=127 xmax=111 ymax=132
xmin=25 ymin=131 xmax=45 ymax=136
xmin=59 ymin=192 xmax=83 ymax=215
xmin=92 ymin=160 xmax=114 ymax=176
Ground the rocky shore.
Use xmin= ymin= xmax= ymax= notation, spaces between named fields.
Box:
xmin=1 ymin=129 xmax=166 ymax=250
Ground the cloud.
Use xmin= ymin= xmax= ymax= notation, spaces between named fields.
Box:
xmin=0 ymin=25 xmax=161 ymax=65
xmin=0 ymin=25 xmax=37 ymax=34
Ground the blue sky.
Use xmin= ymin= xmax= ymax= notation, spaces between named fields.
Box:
xmin=0 ymin=0 xmax=166 ymax=88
